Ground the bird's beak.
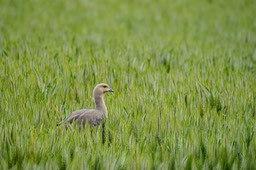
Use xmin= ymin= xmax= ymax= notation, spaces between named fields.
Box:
xmin=108 ymin=88 xmax=114 ymax=92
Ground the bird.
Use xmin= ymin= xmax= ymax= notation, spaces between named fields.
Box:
xmin=57 ymin=83 xmax=114 ymax=129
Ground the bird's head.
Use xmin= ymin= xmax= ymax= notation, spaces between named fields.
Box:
xmin=94 ymin=83 xmax=114 ymax=96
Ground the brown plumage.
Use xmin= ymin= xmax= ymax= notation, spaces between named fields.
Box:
xmin=57 ymin=83 xmax=114 ymax=128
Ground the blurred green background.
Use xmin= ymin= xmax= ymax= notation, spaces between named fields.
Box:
xmin=0 ymin=0 xmax=256 ymax=169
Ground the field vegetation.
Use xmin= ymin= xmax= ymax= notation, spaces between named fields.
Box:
xmin=0 ymin=0 xmax=256 ymax=169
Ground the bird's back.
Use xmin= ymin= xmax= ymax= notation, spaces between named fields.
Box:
xmin=58 ymin=109 xmax=104 ymax=127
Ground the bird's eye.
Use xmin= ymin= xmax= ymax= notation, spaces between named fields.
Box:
xmin=103 ymin=85 xmax=107 ymax=88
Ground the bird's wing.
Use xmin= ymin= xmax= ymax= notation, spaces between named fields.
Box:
xmin=77 ymin=110 xmax=104 ymax=126
xmin=57 ymin=109 xmax=89 ymax=126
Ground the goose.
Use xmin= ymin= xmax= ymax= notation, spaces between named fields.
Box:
xmin=57 ymin=83 xmax=114 ymax=128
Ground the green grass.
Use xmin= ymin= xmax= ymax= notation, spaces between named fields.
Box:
xmin=0 ymin=0 xmax=256 ymax=169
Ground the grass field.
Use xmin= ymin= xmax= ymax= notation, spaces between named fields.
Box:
xmin=0 ymin=0 xmax=256 ymax=169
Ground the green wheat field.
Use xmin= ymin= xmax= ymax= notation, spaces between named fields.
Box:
xmin=0 ymin=0 xmax=256 ymax=169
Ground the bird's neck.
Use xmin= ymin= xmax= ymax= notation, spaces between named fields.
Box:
xmin=94 ymin=94 xmax=108 ymax=118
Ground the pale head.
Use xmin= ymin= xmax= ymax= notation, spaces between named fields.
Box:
xmin=93 ymin=83 xmax=114 ymax=96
